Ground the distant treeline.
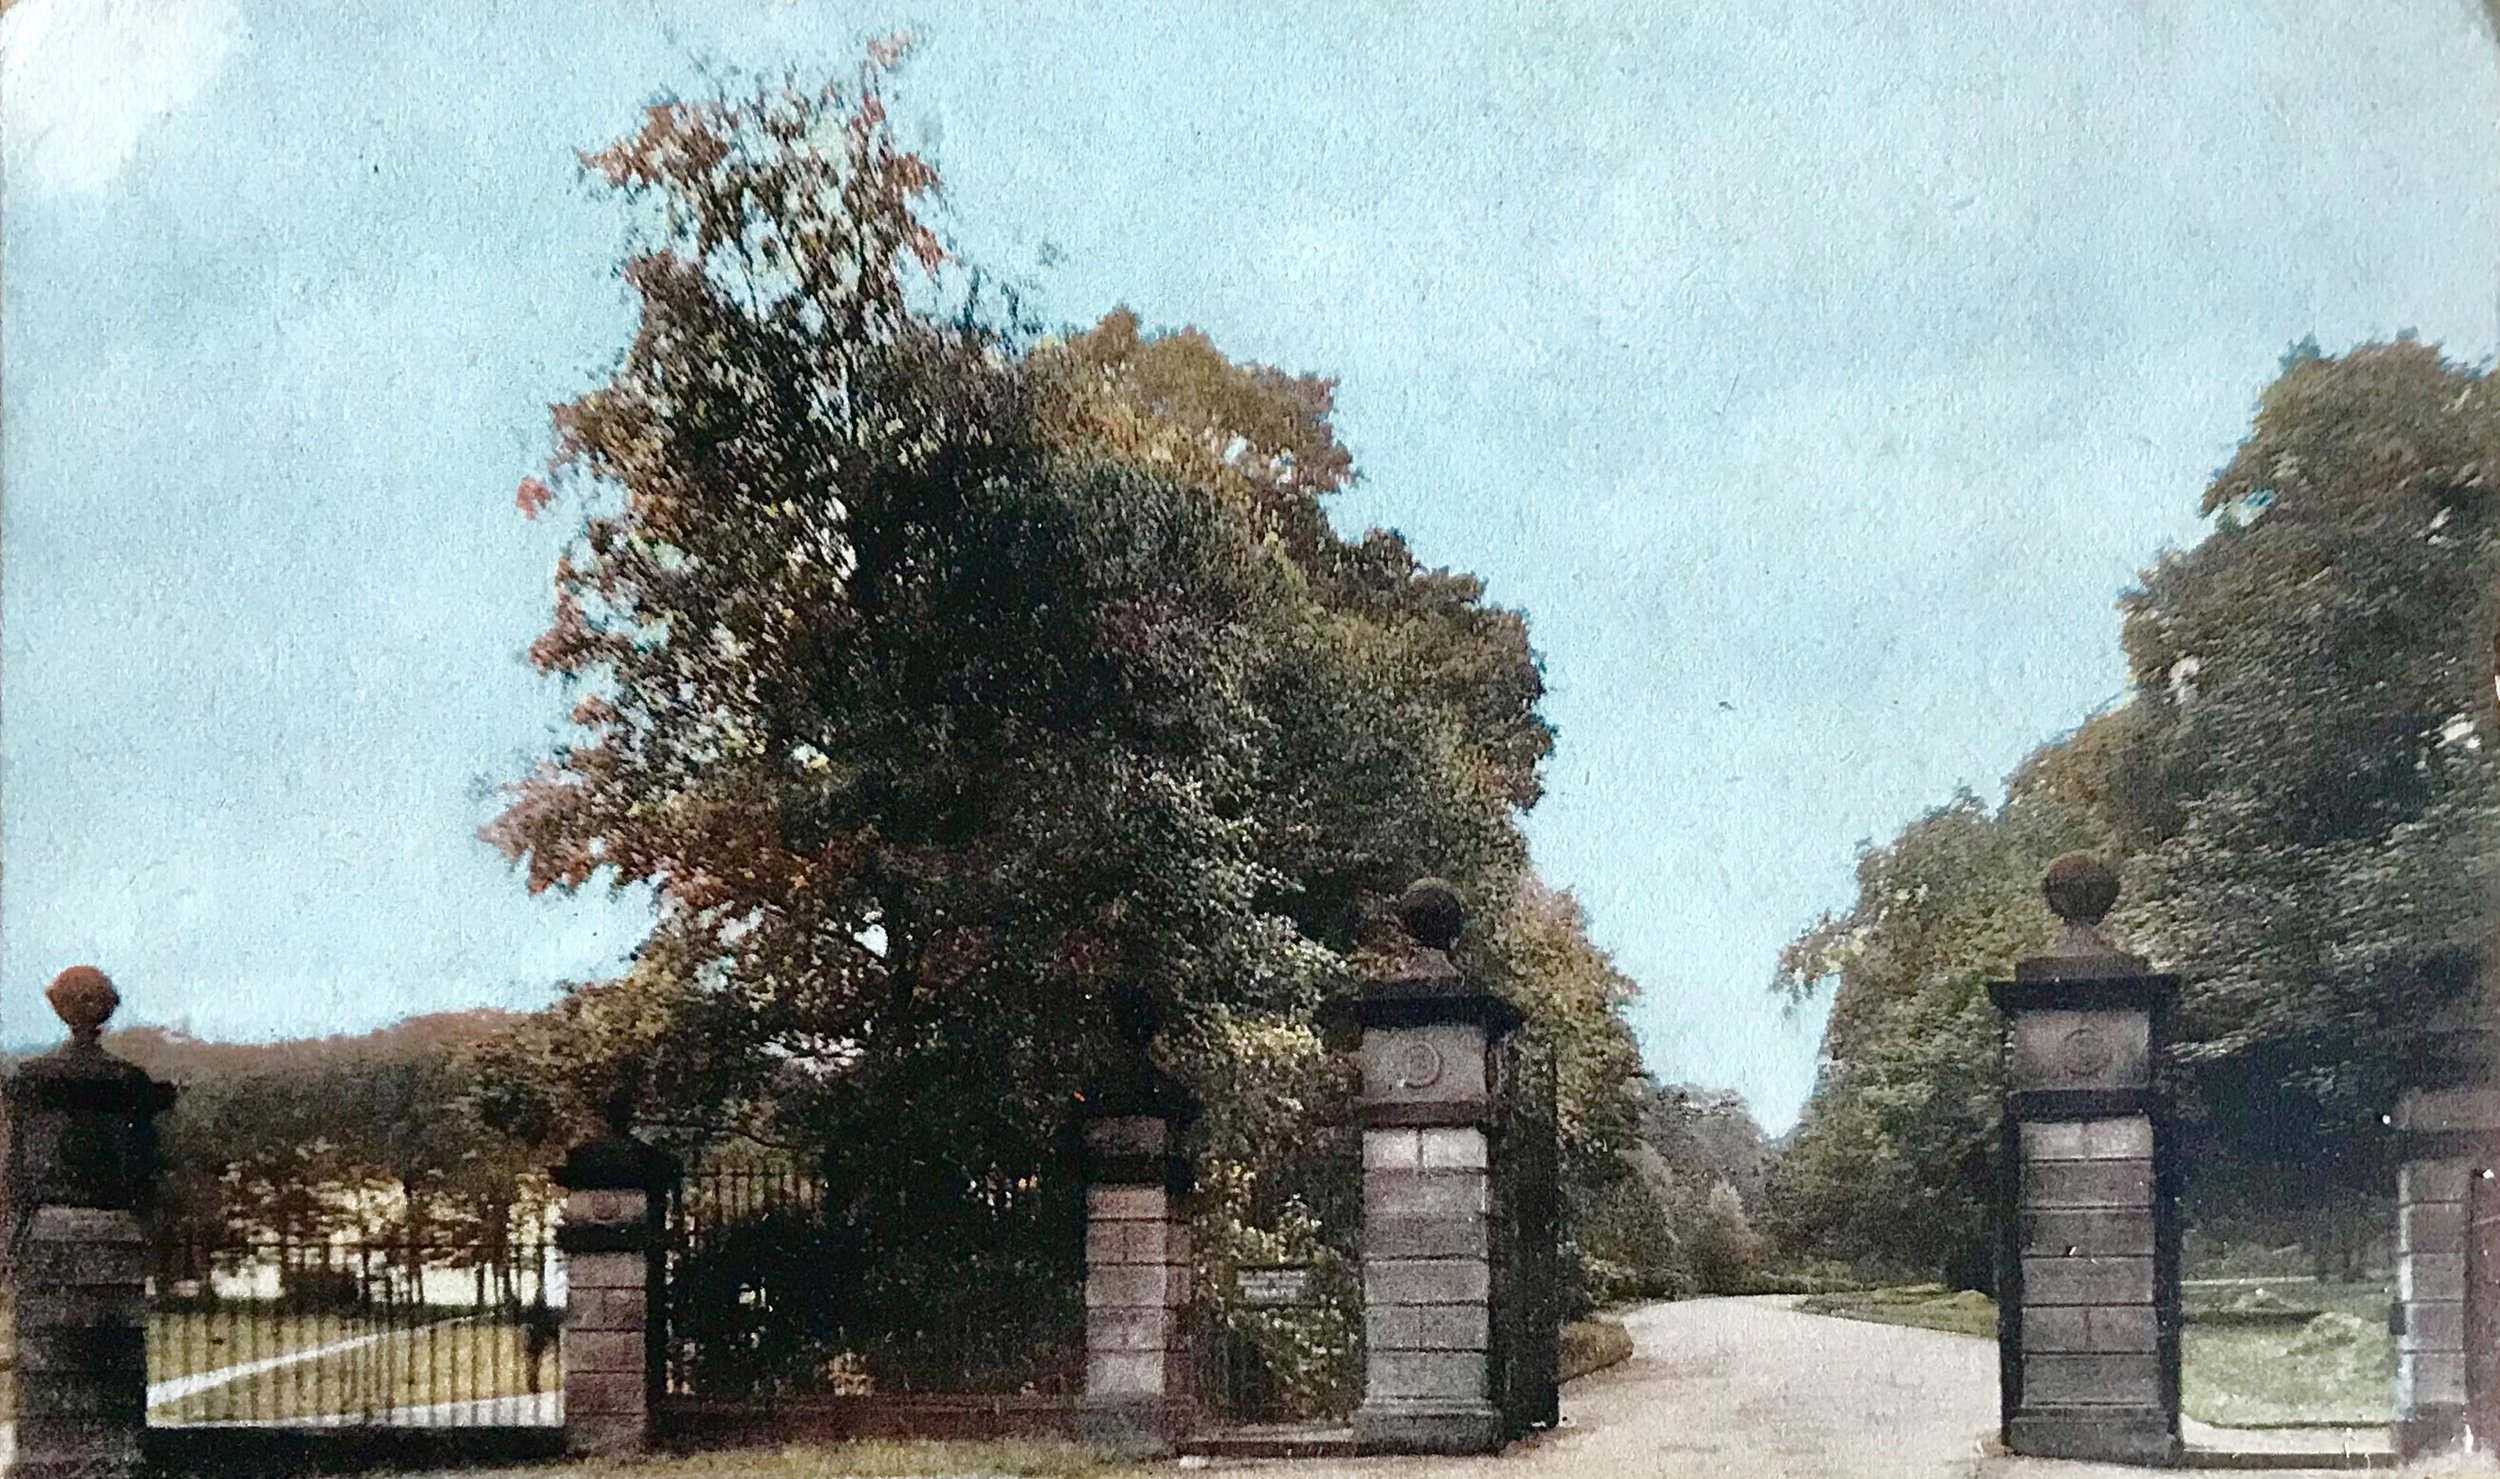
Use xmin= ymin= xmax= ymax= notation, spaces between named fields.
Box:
xmin=84 ymin=1011 xmax=553 ymax=1255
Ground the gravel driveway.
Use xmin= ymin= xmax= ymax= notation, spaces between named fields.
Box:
xmin=1192 ymin=1295 xmax=2000 ymax=1479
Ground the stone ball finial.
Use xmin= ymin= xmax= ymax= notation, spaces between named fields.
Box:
xmin=1398 ymin=878 xmax=1465 ymax=952
xmin=46 ymin=965 xmax=119 ymax=1045
xmin=2043 ymin=853 xmax=2120 ymax=926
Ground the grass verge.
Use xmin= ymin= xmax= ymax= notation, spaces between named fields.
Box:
xmin=1794 ymin=1279 xmax=2399 ymax=1429
xmin=1559 ymin=1317 xmax=1634 ymax=1380
xmin=1794 ymin=1283 xmax=1997 ymax=1338
xmin=458 ymin=1440 xmax=1138 ymax=1478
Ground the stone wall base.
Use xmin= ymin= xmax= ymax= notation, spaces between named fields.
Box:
xmin=566 ymin=1411 xmax=649 ymax=1460
xmin=1072 ymin=1396 xmax=1195 ymax=1457
xmin=2009 ymin=1407 xmax=2181 ymax=1467
xmin=660 ymin=1393 xmax=1087 ymax=1448
xmin=143 ymin=1422 xmax=564 ymax=1477
xmin=1353 ymin=1398 xmax=1503 ymax=1455
xmin=2396 ymin=1406 xmax=2470 ymax=1460
xmin=8 ymin=1430 xmax=146 ymax=1479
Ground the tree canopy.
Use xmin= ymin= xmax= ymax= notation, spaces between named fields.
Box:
xmin=1773 ymin=340 xmax=2500 ymax=1282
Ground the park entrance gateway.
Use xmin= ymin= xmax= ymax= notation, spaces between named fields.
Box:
xmin=0 ymin=886 xmax=1563 ymax=1476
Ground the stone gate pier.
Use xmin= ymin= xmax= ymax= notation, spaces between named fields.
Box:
xmin=2 ymin=967 xmax=175 ymax=1479
xmin=551 ymin=1079 xmax=678 ymax=1458
xmin=1990 ymin=855 xmax=2182 ymax=1468
xmin=1336 ymin=880 xmax=1522 ymax=1456
xmin=2390 ymin=1017 xmax=2499 ymax=1456
xmin=1078 ymin=987 xmax=1197 ymax=1455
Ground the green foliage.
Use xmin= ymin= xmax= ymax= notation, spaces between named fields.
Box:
xmin=1767 ymin=784 xmax=2095 ymax=1286
xmin=1484 ymin=882 xmax=1660 ymax=1310
xmin=1574 ymin=1080 xmax=1779 ymax=1307
xmin=1566 ymin=1166 xmax=1687 ymax=1310
xmin=2116 ymin=343 xmax=2500 ymax=1210
xmin=1642 ymin=1083 xmax=1769 ymax=1209
xmin=666 ymin=1202 xmax=1081 ymax=1397
xmin=1684 ymin=1182 xmax=1766 ymax=1294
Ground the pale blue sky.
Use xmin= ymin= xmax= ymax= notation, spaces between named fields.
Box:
xmin=6 ymin=0 xmax=2499 ymax=1128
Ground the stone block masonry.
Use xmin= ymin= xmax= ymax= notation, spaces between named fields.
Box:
xmin=13 ymin=1207 xmax=150 ymax=1479
xmin=2017 ymin=1117 xmax=2160 ymax=1403
xmin=1361 ymin=1127 xmax=1492 ymax=1409
xmin=1989 ymin=855 xmax=2182 ymax=1469
xmin=556 ymin=1187 xmax=658 ymax=1456
xmin=1082 ymin=1172 xmax=1192 ymax=1402
xmin=551 ymin=1090 xmax=677 ymax=1460
xmin=1326 ymin=878 xmax=1523 ymax=1458
xmin=1078 ymin=1105 xmax=1195 ymax=1456
xmin=1352 ymin=1074 xmax=1504 ymax=1455
xmin=2392 ymin=1091 xmax=2494 ymax=1455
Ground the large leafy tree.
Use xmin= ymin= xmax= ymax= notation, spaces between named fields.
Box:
xmin=490 ymin=62 xmax=1316 ymax=1094
xmin=484 ymin=60 xmax=1326 ymax=1381
xmin=481 ymin=54 xmax=1657 ymax=1389
xmin=2114 ymin=339 xmax=2500 ymax=1223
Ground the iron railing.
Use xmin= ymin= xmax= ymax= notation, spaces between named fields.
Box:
xmin=665 ymin=1165 xmax=834 ymax=1399
xmin=664 ymin=1163 xmax=1083 ymax=1400
xmin=1195 ymin=1293 xmax=1364 ymax=1424
xmin=147 ymin=1226 xmax=562 ymax=1427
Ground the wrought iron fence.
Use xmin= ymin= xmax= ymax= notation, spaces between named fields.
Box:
xmin=664 ymin=1164 xmax=832 ymax=1400
xmin=146 ymin=1226 xmax=563 ymax=1428
xmin=665 ymin=1163 xmax=1082 ymax=1401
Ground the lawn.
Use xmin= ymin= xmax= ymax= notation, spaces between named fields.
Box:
xmin=1794 ymin=1283 xmax=1999 ymax=1338
xmin=150 ymin=1310 xmax=378 ymax=1382
xmin=1794 ymin=1278 xmax=2397 ymax=1429
xmin=2179 ymin=1279 xmax=2393 ymax=1429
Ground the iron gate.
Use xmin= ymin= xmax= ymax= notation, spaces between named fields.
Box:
xmin=1489 ymin=1038 xmax=1561 ymax=1438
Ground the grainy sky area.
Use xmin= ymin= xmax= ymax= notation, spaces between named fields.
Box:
xmin=6 ymin=0 xmax=2500 ymax=1128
